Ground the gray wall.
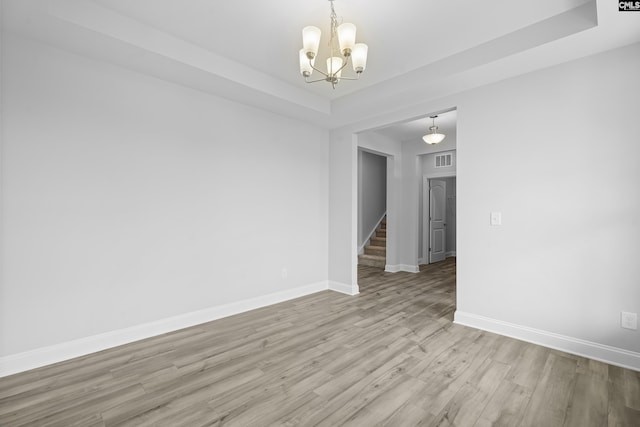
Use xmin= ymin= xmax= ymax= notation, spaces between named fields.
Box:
xmin=444 ymin=177 xmax=456 ymax=255
xmin=358 ymin=150 xmax=387 ymax=248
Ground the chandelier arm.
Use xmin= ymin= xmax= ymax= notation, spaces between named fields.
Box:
xmin=336 ymin=74 xmax=360 ymax=81
xmin=305 ymin=77 xmax=330 ymax=84
xmin=309 ymin=61 xmax=330 ymax=78
xmin=335 ymin=56 xmax=350 ymax=74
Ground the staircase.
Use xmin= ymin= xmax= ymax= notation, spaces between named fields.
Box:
xmin=358 ymin=218 xmax=386 ymax=268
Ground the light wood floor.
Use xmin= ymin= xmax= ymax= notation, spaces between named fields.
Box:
xmin=1 ymin=258 xmax=639 ymax=426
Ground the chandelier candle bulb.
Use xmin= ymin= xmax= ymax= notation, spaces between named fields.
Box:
xmin=327 ymin=57 xmax=344 ymax=78
xmin=352 ymin=43 xmax=368 ymax=72
xmin=302 ymin=26 xmax=321 ymax=58
xmin=337 ymin=23 xmax=356 ymax=55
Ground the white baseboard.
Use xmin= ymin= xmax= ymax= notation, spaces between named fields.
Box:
xmin=0 ymin=281 xmax=330 ymax=378
xmin=385 ymin=264 xmax=419 ymax=273
xmin=446 ymin=251 xmax=457 ymax=257
xmin=454 ymin=311 xmax=640 ymax=372
xmin=329 ymin=281 xmax=360 ymax=296
xmin=418 ymin=257 xmax=427 ymax=265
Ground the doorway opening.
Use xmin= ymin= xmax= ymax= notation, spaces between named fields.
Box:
xmin=357 ymin=149 xmax=388 ymax=270
xmin=354 ymin=108 xmax=457 ymax=293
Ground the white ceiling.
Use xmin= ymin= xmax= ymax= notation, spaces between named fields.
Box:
xmin=374 ymin=110 xmax=457 ymax=144
xmin=3 ymin=0 xmax=640 ymax=136
xmin=88 ymin=0 xmax=591 ymax=99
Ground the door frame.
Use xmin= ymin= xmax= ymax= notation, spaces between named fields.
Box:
xmin=422 ymin=173 xmax=456 ymax=265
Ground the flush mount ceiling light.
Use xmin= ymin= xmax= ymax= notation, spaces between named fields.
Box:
xmin=299 ymin=0 xmax=369 ymax=89
xmin=423 ymin=116 xmax=446 ymax=144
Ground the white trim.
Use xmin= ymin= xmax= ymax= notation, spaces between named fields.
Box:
xmin=423 ymin=176 xmax=430 ymax=265
xmin=454 ymin=311 xmax=640 ymax=372
xmin=385 ymin=264 xmax=419 ymax=273
xmin=421 ymin=254 xmax=453 ymax=265
xmin=0 ymin=281 xmax=331 ymax=378
xmin=424 ymin=170 xmax=457 ymax=179
xmin=358 ymin=211 xmax=386 ymax=254
xmin=329 ymin=280 xmax=360 ymax=296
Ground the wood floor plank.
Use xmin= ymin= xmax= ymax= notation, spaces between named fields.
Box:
xmin=520 ymin=353 xmax=578 ymax=427
xmin=378 ymin=402 xmax=435 ymax=426
xmin=428 ymin=358 xmax=511 ymax=425
xmin=363 ymin=375 xmax=432 ymax=422
xmin=474 ymin=380 xmax=532 ymax=427
xmin=505 ymin=343 xmax=550 ymax=390
xmin=607 ymin=364 xmax=640 ymax=426
xmin=2 ymin=258 xmax=639 ymax=426
xmin=564 ymin=372 xmax=608 ymax=427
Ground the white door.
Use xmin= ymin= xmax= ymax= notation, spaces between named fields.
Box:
xmin=429 ymin=180 xmax=447 ymax=263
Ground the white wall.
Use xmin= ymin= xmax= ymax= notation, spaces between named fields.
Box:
xmin=0 ymin=35 xmax=329 ymax=358
xmin=421 ymin=151 xmax=457 ymax=177
xmin=358 ymin=150 xmax=386 ymax=248
xmin=330 ymin=42 xmax=640 ymax=369
xmin=328 ymin=131 xmax=357 ymax=290
xmin=456 ymin=42 xmax=640 ymax=358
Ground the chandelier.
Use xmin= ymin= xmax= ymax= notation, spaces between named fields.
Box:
xmin=423 ymin=116 xmax=446 ymax=144
xmin=299 ymin=0 xmax=369 ymax=89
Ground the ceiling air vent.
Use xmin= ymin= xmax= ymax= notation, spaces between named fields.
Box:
xmin=435 ymin=153 xmax=452 ymax=168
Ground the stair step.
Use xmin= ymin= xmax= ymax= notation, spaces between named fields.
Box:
xmin=370 ymin=236 xmax=386 ymax=246
xmin=365 ymin=245 xmax=386 ymax=256
xmin=375 ymin=229 xmax=387 ymax=238
xmin=358 ymin=254 xmax=386 ymax=268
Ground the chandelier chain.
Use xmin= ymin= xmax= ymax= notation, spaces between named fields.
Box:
xmin=329 ymin=1 xmax=341 ymax=49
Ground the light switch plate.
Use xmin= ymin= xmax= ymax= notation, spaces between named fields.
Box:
xmin=621 ymin=312 xmax=638 ymax=330
xmin=490 ymin=212 xmax=502 ymax=226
